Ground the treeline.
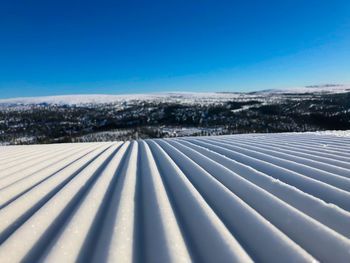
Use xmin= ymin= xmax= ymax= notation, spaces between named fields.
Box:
xmin=1 ymin=92 xmax=349 ymax=144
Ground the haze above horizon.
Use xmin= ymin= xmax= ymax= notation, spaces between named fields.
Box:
xmin=1 ymin=0 xmax=350 ymax=99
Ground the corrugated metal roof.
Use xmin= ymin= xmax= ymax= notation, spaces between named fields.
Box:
xmin=0 ymin=133 xmax=350 ymax=262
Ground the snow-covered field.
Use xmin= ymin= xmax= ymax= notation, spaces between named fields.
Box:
xmin=0 ymin=132 xmax=350 ymax=262
xmin=0 ymin=85 xmax=349 ymax=107
xmin=0 ymin=92 xmax=245 ymax=105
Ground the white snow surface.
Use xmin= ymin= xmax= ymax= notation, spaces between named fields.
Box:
xmin=0 ymin=85 xmax=349 ymax=106
xmin=255 ymin=84 xmax=350 ymax=94
xmin=0 ymin=93 xmax=245 ymax=106
xmin=312 ymin=130 xmax=350 ymax=137
xmin=0 ymin=132 xmax=350 ymax=262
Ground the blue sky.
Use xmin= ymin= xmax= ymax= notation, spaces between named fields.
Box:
xmin=0 ymin=0 xmax=350 ymax=98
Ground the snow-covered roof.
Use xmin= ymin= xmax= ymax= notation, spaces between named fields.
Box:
xmin=0 ymin=132 xmax=350 ymax=262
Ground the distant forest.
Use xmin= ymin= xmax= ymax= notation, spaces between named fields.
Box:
xmin=1 ymin=92 xmax=349 ymax=145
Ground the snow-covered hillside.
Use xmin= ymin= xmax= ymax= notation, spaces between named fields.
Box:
xmin=0 ymin=133 xmax=350 ymax=262
xmin=1 ymin=85 xmax=349 ymax=106
xmin=254 ymin=84 xmax=350 ymax=95
xmin=0 ymin=93 xmax=244 ymax=106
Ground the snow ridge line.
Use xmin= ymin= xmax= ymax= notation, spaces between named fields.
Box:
xmin=0 ymin=133 xmax=349 ymax=262
xmin=222 ymin=136 xmax=350 ymax=170
xmin=208 ymin=137 xmax=350 ymax=184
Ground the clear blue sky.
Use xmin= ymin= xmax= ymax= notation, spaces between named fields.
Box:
xmin=0 ymin=0 xmax=349 ymax=98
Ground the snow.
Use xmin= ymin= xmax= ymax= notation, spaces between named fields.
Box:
xmin=312 ymin=130 xmax=350 ymax=138
xmin=0 ymin=132 xmax=350 ymax=262
xmin=255 ymin=84 xmax=350 ymax=95
xmin=0 ymin=93 xmax=245 ymax=106
xmin=0 ymin=84 xmax=349 ymax=107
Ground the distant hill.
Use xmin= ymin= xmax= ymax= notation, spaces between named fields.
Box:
xmin=1 ymin=84 xmax=350 ymax=107
xmin=1 ymin=85 xmax=350 ymax=145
